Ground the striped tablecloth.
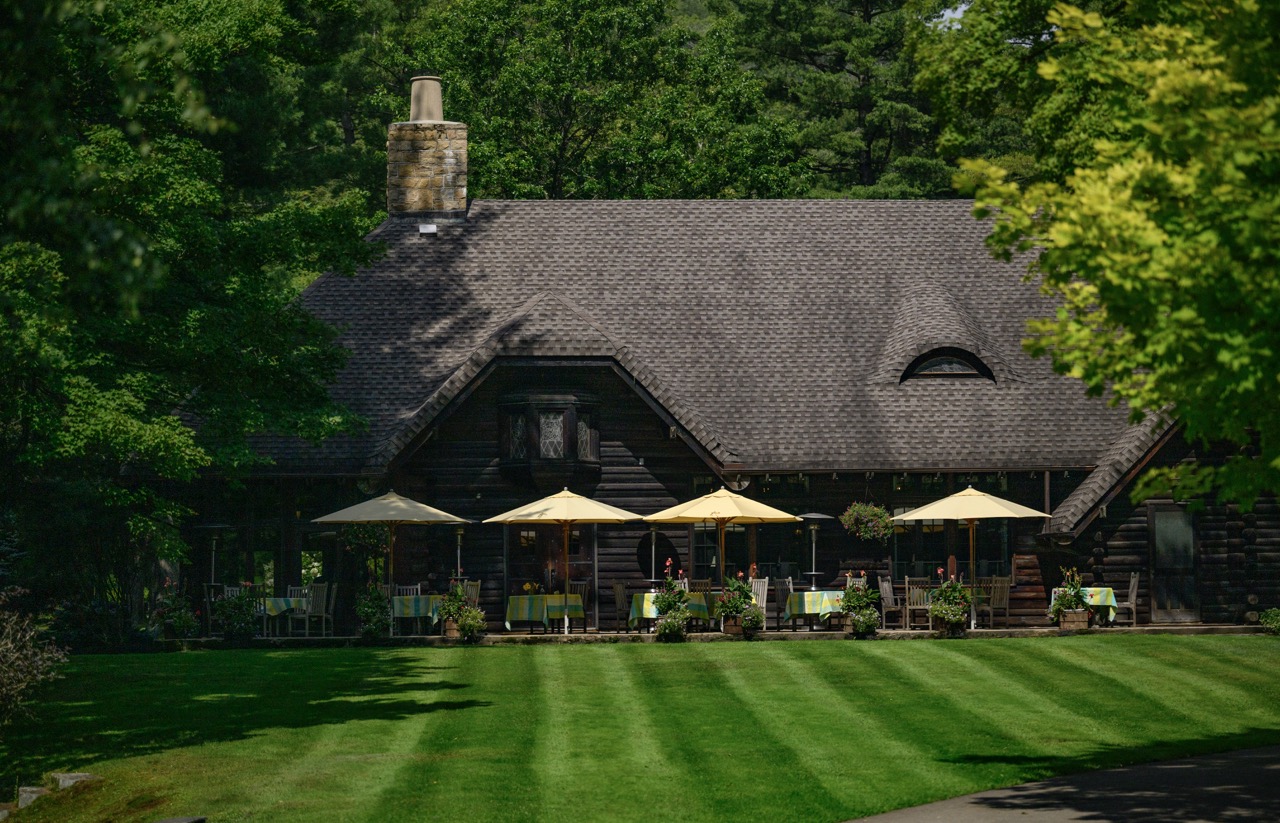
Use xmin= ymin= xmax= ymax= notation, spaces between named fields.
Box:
xmin=782 ymin=590 xmax=844 ymax=623
xmin=628 ymin=592 xmax=714 ymax=628
xmin=392 ymin=595 xmax=443 ymax=621
xmin=505 ymin=594 xmax=585 ymax=631
xmin=1052 ymin=587 xmax=1118 ymax=623
xmin=263 ymin=597 xmax=308 ymax=616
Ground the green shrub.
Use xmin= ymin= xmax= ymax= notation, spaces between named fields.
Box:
xmin=838 ymin=502 xmax=894 ymax=543
xmin=148 ymin=580 xmax=199 ymax=639
xmin=1048 ymin=567 xmax=1088 ymax=621
xmin=741 ymin=603 xmax=765 ymax=638
xmin=212 ymin=588 xmax=258 ymax=641
xmin=840 ymin=575 xmax=882 ymax=637
xmin=716 ymin=574 xmax=754 ymax=617
xmin=655 ymin=605 xmax=690 ymax=642
xmin=1260 ymin=608 xmax=1280 ymax=633
xmin=928 ymin=578 xmax=972 ymax=627
xmin=355 ymin=585 xmax=390 ymax=638
xmin=456 ymin=605 xmax=486 ymax=642
xmin=0 ymin=588 xmax=67 ymax=729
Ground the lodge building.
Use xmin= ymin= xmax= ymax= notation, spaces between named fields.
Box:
xmin=189 ymin=78 xmax=1279 ymax=632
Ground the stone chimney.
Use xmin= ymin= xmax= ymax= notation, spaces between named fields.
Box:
xmin=387 ymin=76 xmax=467 ymax=218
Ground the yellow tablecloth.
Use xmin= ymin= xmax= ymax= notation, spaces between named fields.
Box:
xmin=392 ymin=595 xmax=443 ymax=620
xmin=1052 ymin=587 xmax=1117 ymax=623
xmin=505 ymin=594 xmax=585 ymax=631
xmin=263 ymin=597 xmax=308 ymax=616
xmin=628 ymin=592 xmax=713 ymax=628
xmin=782 ymin=590 xmax=844 ymax=623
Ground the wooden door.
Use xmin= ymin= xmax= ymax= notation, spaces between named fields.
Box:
xmin=1148 ymin=505 xmax=1200 ymax=623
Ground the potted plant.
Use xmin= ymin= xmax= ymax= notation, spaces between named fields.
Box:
xmin=928 ymin=575 xmax=972 ymax=638
xmin=355 ymin=584 xmax=391 ymax=639
xmin=438 ymin=584 xmax=468 ymax=639
xmin=655 ymin=605 xmax=692 ymax=642
xmin=148 ymin=579 xmax=199 ymax=640
xmin=838 ymin=502 xmax=894 ymax=543
xmin=1050 ymin=567 xmax=1090 ymax=630
xmin=839 ymin=572 xmax=881 ymax=638
xmin=212 ymin=586 xmax=258 ymax=643
xmin=717 ymin=573 xmax=755 ymax=636
xmin=741 ymin=603 xmax=765 ymax=639
xmin=652 ymin=561 xmax=690 ymax=639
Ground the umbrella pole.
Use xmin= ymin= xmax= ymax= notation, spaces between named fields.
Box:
xmin=388 ymin=524 xmax=396 ymax=587
xmin=968 ymin=519 xmax=976 ymax=629
xmin=563 ymin=523 xmax=571 ymax=635
xmin=718 ymin=521 xmax=726 ymax=586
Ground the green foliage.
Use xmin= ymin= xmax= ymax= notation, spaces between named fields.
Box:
xmin=655 ymin=605 xmax=691 ymax=641
xmin=929 ymin=0 xmax=1280 ymax=503
xmin=652 ymin=565 xmax=688 ymax=616
xmin=716 ymin=574 xmax=754 ymax=616
xmin=723 ymin=0 xmax=951 ymax=197
xmin=455 ymin=605 xmax=487 ymax=642
xmin=1048 ymin=567 xmax=1088 ymax=621
xmin=212 ymin=589 xmax=258 ymax=641
xmin=0 ymin=588 xmax=67 ymax=731
xmin=354 ymin=585 xmax=390 ymax=638
xmin=1260 ymin=609 xmax=1280 ymax=634
xmin=840 ymin=575 xmax=882 ymax=636
xmin=147 ymin=580 xmax=198 ymax=639
xmin=928 ymin=578 xmax=971 ymax=626
xmin=741 ymin=602 xmax=765 ymax=634
xmin=438 ymin=585 xmax=468 ymax=623
xmin=839 ymin=502 xmax=894 ymax=543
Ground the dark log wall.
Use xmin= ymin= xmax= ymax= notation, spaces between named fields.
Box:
xmin=1071 ymin=435 xmax=1280 ymax=625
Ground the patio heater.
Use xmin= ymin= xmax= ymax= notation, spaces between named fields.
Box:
xmin=800 ymin=513 xmax=834 ymax=590
xmin=454 ymin=524 xmax=465 ymax=578
xmin=650 ymin=525 xmax=659 ymax=591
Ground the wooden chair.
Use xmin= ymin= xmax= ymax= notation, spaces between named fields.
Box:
xmin=1114 ymin=571 xmax=1140 ymax=626
xmin=291 ymin=583 xmax=331 ymax=637
xmin=691 ymin=578 xmax=713 ymax=631
xmin=878 ymin=577 xmax=904 ymax=629
xmin=464 ymin=580 xmax=481 ymax=609
xmin=773 ymin=578 xmax=791 ymax=630
xmin=393 ymin=583 xmax=421 ymax=635
xmin=567 ymin=580 xmax=590 ymax=632
xmin=613 ymin=581 xmax=631 ymax=632
xmin=904 ymin=577 xmax=931 ymax=630
xmin=676 ymin=576 xmax=689 ymax=591
xmin=749 ymin=577 xmax=769 ymax=612
xmin=977 ymin=576 xmax=1011 ymax=628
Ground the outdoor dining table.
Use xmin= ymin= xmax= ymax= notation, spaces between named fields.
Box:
xmin=504 ymin=594 xmax=585 ymax=631
xmin=262 ymin=596 xmax=308 ymax=616
xmin=782 ymin=589 xmax=844 ymax=625
xmin=628 ymin=592 xmax=714 ymax=629
xmin=1051 ymin=587 xmax=1118 ymax=623
xmin=391 ymin=594 xmax=444 ymax=635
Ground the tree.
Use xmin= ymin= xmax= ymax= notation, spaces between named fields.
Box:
xmin=922 ymin=1 xmax=1280 ymax=502
xmin=413 ymin=0 xmax=808 ymax=198
xmin=723 ymin=0 xmax=954 ymax=197
xmin=0 ymin=0 xmax=377 ymax=620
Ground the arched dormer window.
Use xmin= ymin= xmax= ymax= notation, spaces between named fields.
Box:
xmin=900 ymin=347 xmax=995 ymax=383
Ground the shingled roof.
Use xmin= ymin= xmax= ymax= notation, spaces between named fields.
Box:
xmin=253 ymin=199 xmax=1133 ymax=476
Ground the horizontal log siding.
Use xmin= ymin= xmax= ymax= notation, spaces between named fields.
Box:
xmin=1082 ymin=494 xmax=1280 ymax=625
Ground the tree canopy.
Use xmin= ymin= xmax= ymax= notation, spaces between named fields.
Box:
xmin=918 ymin=0 xmax=1280 ymax=502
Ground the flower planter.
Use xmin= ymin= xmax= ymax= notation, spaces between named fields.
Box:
xmin=721 ymin=615 xmax=743 ymax=636
xmin=1058 ymin=609 xmax=1089 ymax=631
xmin=443 ymin=618 xmax=461 ymax=640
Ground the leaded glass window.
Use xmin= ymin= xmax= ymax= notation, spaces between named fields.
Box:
xmin=539 ymin=412 xmax=564 ymax=458
xmin=509 ymin=414 xmax=527 ymax=459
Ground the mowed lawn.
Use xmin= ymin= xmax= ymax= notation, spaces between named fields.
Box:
xmin=4 ymin=635 xmax=1280 ymax=822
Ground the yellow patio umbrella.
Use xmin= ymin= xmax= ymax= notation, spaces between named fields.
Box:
xmin=313 ymin=491 xmax=470 ymax=584
xmin=484 ymin=488 xmax=642 ymax=634
xmin=892 ymin=485 xmax=1050 ymax=609
xmin=644 ymin=487 xmax=802 ymax=583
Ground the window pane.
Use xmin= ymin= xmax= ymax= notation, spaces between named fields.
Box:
xmin=509 ymin=415 xmax=527 ymax=458
xmin=577 ymin=417 xmax=590 ymax=459
xmin=539 ymin=412 xmax=564 ymax=458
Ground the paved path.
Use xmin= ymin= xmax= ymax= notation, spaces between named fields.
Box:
xmin=852 ymin=746 xmax=1280 ymax=822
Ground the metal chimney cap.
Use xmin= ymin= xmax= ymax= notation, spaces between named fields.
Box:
xmin=409 ymin=76 xmax=444 ymax=122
